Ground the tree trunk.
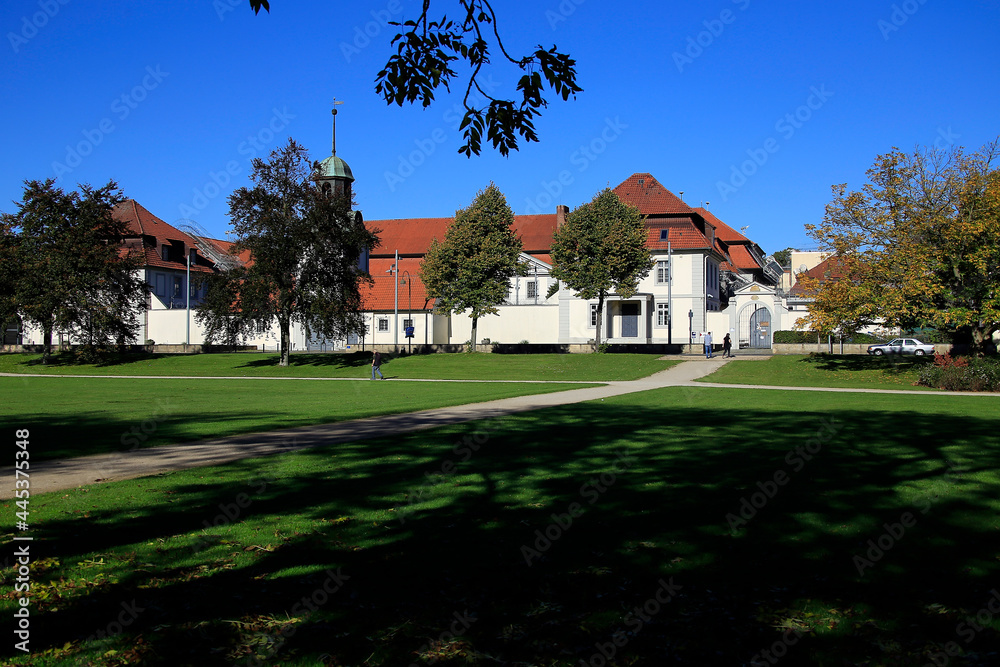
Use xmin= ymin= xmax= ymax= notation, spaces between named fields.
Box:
xmin=42 ymin=323 xmax=53 ymax=365
xmin=279 ymin=315 xmax=291 ymax=367
xmin=471 ymin=315 xmax=478 ymax=353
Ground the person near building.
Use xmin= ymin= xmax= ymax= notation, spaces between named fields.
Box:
xmin=704 ymin=331 xmax=713 ymax=358
xmin=723 ymin=333 xmax=732 ymax=358
xmin=371 ymin=350 xmax=385 ymax=380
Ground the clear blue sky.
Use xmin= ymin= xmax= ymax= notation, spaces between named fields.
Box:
xmin=2 ymin=0 xmax=997 ymax=255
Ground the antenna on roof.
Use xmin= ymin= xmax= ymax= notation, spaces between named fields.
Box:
xmin=701 ymin=201 xmax=710 ymax=207
xmin=678 ymin=191 xmax=684 ymax=202
xmin=740 ymin=225 xmax=749 ymax=234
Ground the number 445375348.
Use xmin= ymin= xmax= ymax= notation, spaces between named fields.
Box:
xmin=15 ymin=430 xmax=30 ymax=522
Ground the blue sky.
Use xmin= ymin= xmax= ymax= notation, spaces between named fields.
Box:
xmin=2 ymin=0 xmax=997 ymax=255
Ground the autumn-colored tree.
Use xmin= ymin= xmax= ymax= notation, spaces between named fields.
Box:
xmin=799 ymin=140 xmax=1000 ymax=351
xmin=420 ymin=183 xmax=525 ymax=350
xmin=550 ymin=189 xmax=653 ymax=351
xmin=217 ymin=138 xmax=379 ymax=366
xmin=1 ymin=179 xmax=147 ymax=362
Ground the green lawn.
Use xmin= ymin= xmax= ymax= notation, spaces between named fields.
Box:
xmin=3 ymin=386 xmax=999 ymax=666
xmin=700 ymin=353 xmax=938 ymax=390
xmin=0 ymin=376 xmax=599 ymax=461
xmin=0 ymin=351 xmax=675 ymax=381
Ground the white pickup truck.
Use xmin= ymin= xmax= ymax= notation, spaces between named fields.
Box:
xmin=866 ymin=338 xmax=936 ymax=356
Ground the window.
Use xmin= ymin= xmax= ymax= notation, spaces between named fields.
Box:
xmin=526 ymin=281 xmax=537 ymax=299
xmin=161 ymin=245 xmax=170 ymax=261
xmin=656 ymin=303 xmax=669 ymax=327
xmin=589 ymin=304 xmax=598 ymax=327
xmin=154 ymin=273 xmax=168 ymax=297
xmin=378 ymin=318 xmax=389 ymax=332
xmin=173 ymin=276 xmax=183 ymax=298
xmin=403 ymin=318 xmax=413 ymax=329
xmin=656 ymin=260 xmax=669 ymax=284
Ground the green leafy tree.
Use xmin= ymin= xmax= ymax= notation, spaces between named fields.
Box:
xmin=1 ymin=179 xmax=146 ymax=362
xmin=800 ymin=140 xmax=1000 ymax=352
xmin=220 ymin=138 xmax=379 ymax=366
xmin=248 ymin=0 xmax=581 ymax=157
xmin=771 ymin=247 xmax=793 ymax=268
xmin=193 ymin=269 xmax=254 ymax=351
xmin=550 ymin=189 xmax=653 ymax=351
xmin=420 ymin=183 xmax=524 ymax=350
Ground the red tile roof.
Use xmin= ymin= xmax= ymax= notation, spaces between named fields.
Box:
xmin=362 ymin=257 xmax=434 ymax=312
xmin=114 ymin=200 xmax=215 ymax=273
xmin=727 ymin=244 xmax=763 ymax=272
xmin=613 ymin=173 xmax=693 ymax=215
xmin=694 ymin=207 xmax=748 ymax=243
xmin=366 ymin=214 xmax=559 ymax=257
xmin=643 ymin=221 xmax=712 ymax=251
xmin=789 ymin=256 xmax=848 ymax=296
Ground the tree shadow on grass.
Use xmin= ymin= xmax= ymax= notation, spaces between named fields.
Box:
xmin=799 ymin=352 xmax=933 ymax=376
xmin=237 ymin=351 xmax=372 ymax=370
xmin=6 ymin=393 xmax=1000 ymax=665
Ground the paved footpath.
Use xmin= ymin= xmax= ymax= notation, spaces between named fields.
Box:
xmin=3 ymin=358 xmax=996 ymax=498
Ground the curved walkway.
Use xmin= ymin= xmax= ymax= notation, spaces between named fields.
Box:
xmin=4 ymin=359 xmax=996 ymax=498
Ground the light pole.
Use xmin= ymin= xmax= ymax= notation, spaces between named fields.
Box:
xmin=667 ymin=236 xmax=672 ymax=347
xmin=386 ymin=250 xmax=399 ymax=352
xmin=401 ymin=270 xmax=412 ymax=353
xmin=688 ymin=309 xmax=693 ymax=354
xmin=185 ymin=252 xmax=191 ymax=348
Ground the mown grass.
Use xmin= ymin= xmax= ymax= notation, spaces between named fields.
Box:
xmin=700 ymin=353 xmax=939 ymax=390
xmin=3 ymin=386 xmax=999 ymax=666
xmin=0 ymin=351 xmax=675 ymax=382
xmin=0 ymin=376 xmax=599 ymax=461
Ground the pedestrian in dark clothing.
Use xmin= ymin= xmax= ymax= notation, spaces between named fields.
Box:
xmin=371 ymin=350 xmax=384 ymax=380
xmin=723 ymin=333 xmax=732 ymax=358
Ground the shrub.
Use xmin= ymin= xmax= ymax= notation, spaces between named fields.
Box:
xmin=773 ymin=330 xmax=820 ymax=344
xmin=918 ymin=353 xmax=1000 ymax=392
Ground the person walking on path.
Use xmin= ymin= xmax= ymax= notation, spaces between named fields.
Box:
xmin=723 ymin=333 xmax=732 ymax=358
xmin=704 ymin=332 xmax=713 ymax=358
xmin=371 ymin=350 xmax=385 ymax=380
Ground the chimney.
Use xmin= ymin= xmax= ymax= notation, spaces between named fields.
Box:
xmin=556 ymin=204 xmax=569 ymax=229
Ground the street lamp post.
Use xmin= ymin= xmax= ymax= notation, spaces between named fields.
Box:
xmin=667 ymin=236 xmax=672 ymax=347
xmin=401 ymin=270 xmax=412 ymax=353
xmin=185 ymin=252 xmax=191 ymax=349
xmin=386 ymin=250 xmax=399 ymax=353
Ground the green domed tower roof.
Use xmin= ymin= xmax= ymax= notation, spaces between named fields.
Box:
xmin=317 ymin=155 xmax=354 ymax=182
xmin=315 ymin=100 xmax=354 ymax=199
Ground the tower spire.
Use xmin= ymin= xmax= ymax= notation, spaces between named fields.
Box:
xmin=331 ymin=98 xmax=344 ymax=156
